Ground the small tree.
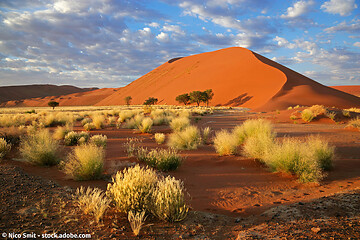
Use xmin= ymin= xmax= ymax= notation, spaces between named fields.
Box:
xmin=175 ymin=93 xmax=190 ymax=105
xmin=144 ymin=97 xmax=158 ymax=105
xmin=203 ymin=89 xmax=214 ymax=107
xmin=48 ymin=101 xmax=59 ymax=110
xmin=189 ymin=91 xmax=204 ymax=106
xmin=125 ymin=96 xmax=132 ymax=106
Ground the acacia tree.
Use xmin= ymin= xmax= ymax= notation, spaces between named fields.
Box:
xmin=124 ymin=96 xmax=132 ymax=105
xmin=143 ymin=97 xmax=158 ymax=105
xmin=48 ymin=101 xmax=59 ymax=110
xmin=175 ymin=93 xmax=190 ymax=105
xmin=203 ymin=89 xmax=214 ymax=107
xmin=189 ymin=91 xmax=204 ymax=106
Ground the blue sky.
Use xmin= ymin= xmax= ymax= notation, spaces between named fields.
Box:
xmin=0 ymin=0 xmax=359 ymax=88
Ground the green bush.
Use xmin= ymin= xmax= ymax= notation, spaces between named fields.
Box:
xmin=301 ymin=109 xmax=315 ymax=122
xmin=137 ymin=148 xmax=182 ymax=171
xmin=151 ymin=176 xmax=189 ymax=222
xmin=0 ymin=138 xmax=11 ymax=159
xmin=64 ymin=144 xmax=104 ymax=180
xmin=233 ymin=119 xmax=275 ymax=145
xmin=89 ymin=134 xmax=107 ymax=148
xmin=169 ymin=117 xmax=190 ymax=132
xmin=305 ymin=136 xmax=334 ymax=170
xmin=213 ymin=129 xmax=238 ymax=156
xmin=168 ymin=126 xmax=201 ymax=150
xmin=19 ymin=129 xmax=60 ymax=166
xmin=64 ymin=131 xmax=90 ymax=146
xmin=107 ymin=165 xmax=158 ymax=213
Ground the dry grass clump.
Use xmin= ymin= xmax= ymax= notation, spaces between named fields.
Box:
xmin=107 ymin=165 xmax=158 ymax=213
xmin=19 ymin=129 xmax=60 ymax=166
xmin=0 ymin=126 xmax=26 ymax=144
xmin=118 ymin=110 xmax=139 ymax=123
xmin=243 ymin=133 xmax=275 ymax=160
xmin=64 ymin=131 xmax=90 ymax=146
xmin=154 ymin=133 xmax=166 ymax=144
xmin=64 ymin=144 xmax=104 ymax=180
xmin=92 ymin=115 xmax=105 ymax=129
xmin=260 ymin=136 xmax=334 ymax=183
xmin=73 ymin=186 xmax=110 ymax=223
xmin=202 ymin=127 xmax=212 ymax=144
xmin=213 ymin=130 xmax=238 ymax=156
xmin=107 ymin=116 xmax=117 ymax=127
xmin=123 ymin=114 xmax=145 ymax=129
xmin=301 ymin=109 xmax=315 ymax=122
xmin=151 ymin=176 xmax=189 ymax=222
xmin=128 ymin=210 xmax=147 ymax=236
xmin=346 ymin=108 xmax=360 ymax=113
xmin=83 ymin=123 xmax=96 ymax=131
xmin=325 ymin=111 xmax=336 ymax=121
xmin=233 ymin=119 xmax=275 ymax=145
xmin=169 ymin=117 xmax=190 ymax=132
xmin=81 ymin=117 xmax=92 ymax=126
xmin=125 ymin=137 xmax=142 ymax=157
xmin=168 ymin=126 xmax=201 ymax=150
xmin=308 ymin=105 xmax=327 ymax=116
xmin=0 ymin=138 xmax=11 ymax=159
xmin=136 ymin=147 xmax=182 ymax=171
xmin=137 ymin=118 xmax=153 ymax=133
xmin=346 ymin=117 xmax=360 ymax=129
xmin=89 ymin=134 xmax=107 ymax=148
xmin=42 ymin=113 xmax=71 ymax=127
xmin=342 ymin=110 xmax=351 ymax=117
xmin=53 ymin=125 xmax=73 ymax=140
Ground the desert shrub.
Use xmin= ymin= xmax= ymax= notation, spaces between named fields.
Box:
xmin=118 ymin=110 xmax=138 ymax=123
xmin=325 ymin=111 xmax=336 ymax=121
xmin=107 ymin=116 xmax=117 ymax=127
xmin=309 ymin=105 xmax=327 ymax=116
xmin=154 ymin=133 xmax=165 ymax=144
xmin=168 ymin=126 xmax=201 ymax=150
xmin=128 ymin=210 xmax=147 ymax=236
xmin=125 ymin=138 xmax=142 ymax=157
xmin=152 ymin=116 xmax=171 ymax=126
xmin=169 ymin=117 xmax=190 ymax=132
xmin=0 ymin=138 xmax=11 ymax=159
xmin=202 ymin=127 xmax=211 ymax=144
xmin=53 ymin=125 xmax=73 ymax=140
xmin=19 ymin=129 xmax=60 ymax=166
xmin=243 ymin=133 xmax=275 ymax=160
xmin=137 ymin=117 xmax=153 ymax=133
xmin=342 ymin=110 xmax=351 ymax=118
xmin=92 ymin=115 xmax=105 ymax=129
xmin=42 ymin=113 xmax=67 ymax=127
xmin=137 ymin=148 xmax=182 ymax=171
xmin=301 ymin=109 xmax=315 ymax=122
xmin=290 ymin=114 xmax=297 ymax=120
xmin=64 ymin=144 xmax=104 ymax=180
xmin=64 ymin=131 xmax=89 ymax=146
xmin=0 ymin=126 xmax=26 ymax=144
xmin=83 ymin=123 xmax=96 ymax=131
xmin=151 ymin=176 xmax=189 ymax=222
xmin=123 ymin=114 xmax=144 ymax=129
xmin=305 ymin=136 xmax=335 ymax=171
xmin=107 ymin=165 xmax=158 ymax=213
xmin=73 ymin=187 xmax=110 ymax=223
xmin=233 ymin=119 xmax=275 ymax=145
xmin=213 ymin=130 xmax=238 ymax=156
xmin=89 ymin=134 xmax=107 ymax=148
xmin=346 ymin=117 xmax=360 ymax=129
xmin=81 ymin=117 xmax=92 ymax=126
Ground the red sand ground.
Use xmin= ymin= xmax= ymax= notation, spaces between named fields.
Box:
xmin=0 ymin=84 xmax=96 ymax=105
xmin=4 ymin=110 xmax=360 ymax=218
xmin=3 ymin=47 xmax=360 ymax=111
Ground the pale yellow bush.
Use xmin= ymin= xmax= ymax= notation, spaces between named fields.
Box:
xmin=154 ymin=133 xmax=165 ymax=144
xmin=168 ymin=126 xmax=201 ymax=150
xmin=128 ymin=210 xmax=147 ymax=236
xmin=0 ymin=138 xmax=11 ymax=159
xmin=213 ymin=129 xmax=238 ymax=156
xmin=169 ymin=117 xmax=190 ymax=132
xmin=73 ymin=187 xmax=110 ymax=223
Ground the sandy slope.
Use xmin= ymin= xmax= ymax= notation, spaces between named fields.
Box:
xmin=331 ymin=85 xmax=360 ymax=97
xmin=2 ymin=47 xmax=360 ymax=110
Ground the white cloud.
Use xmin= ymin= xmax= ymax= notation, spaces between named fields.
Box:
xmin=273 ymin=36 xmax=296 ymax=49
xmin=156 ymin=32 xmax=170 ymax=42
xmin=324 ymin=19 xmax=360 ymax=33
xmin=162 ymin=24 xmax=185 ymax=35
xmin=354 ymin=42 xmax=360 ymax=47
xmin=281 ymin=0 xmax=315 ymax=18
xmin=321 ymin=0 xmax=358 ymax=16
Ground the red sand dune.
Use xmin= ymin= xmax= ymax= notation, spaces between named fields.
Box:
xmin=3 ymin=47 xmax=360 ymax=110
xmin=96 ymin=47 xmax=360 ymax=110
xmin=330 ymin=86 xmax=360 ymax=97
xmin=0 ymin=84 xmax=96 ymax=104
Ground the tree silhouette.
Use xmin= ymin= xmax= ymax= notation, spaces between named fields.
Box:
xmin=175 ymin=93 xmax=190 ymax=105
xmin=124 ymin=96 xmax=132 ymax=105
xmin=48 ymin=101 xmax=59 ymax=110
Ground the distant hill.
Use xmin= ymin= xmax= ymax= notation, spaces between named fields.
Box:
xmin=0 ymin=84 xmax=98 ymax=104
xmin=330 ymin=86 xmax=360 ymax=97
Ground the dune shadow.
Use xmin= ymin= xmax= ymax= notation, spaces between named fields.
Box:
xmin=224 ymin=93 xmax=253 ymax=106
xmin=168 ymin=57 xmax=183 ymax=63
